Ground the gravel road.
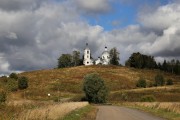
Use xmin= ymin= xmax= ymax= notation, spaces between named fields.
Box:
xmin=96 ymin=106 xmax=165 ymax=120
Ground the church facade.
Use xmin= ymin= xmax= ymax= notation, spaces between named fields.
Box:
xmin=83 ymin=43 xmax=110 ymax=66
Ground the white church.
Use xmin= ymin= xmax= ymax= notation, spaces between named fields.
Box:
xmin=83 ymin=43 xmax=110 ymax=66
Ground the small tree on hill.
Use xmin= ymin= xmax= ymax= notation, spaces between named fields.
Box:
xmin=9 ymin=73 xmax=18 ymax=80
xmin=109 ymin=47 xmax=119 ymax=65
xmin=83 ymin=73 xmax=108 ymax=103
xmin=58 ymin=54 xmax=72 ymax=68
xmin=72 ymin=51 xmax=81 ymax=66
xmin=18 ymin=76 xmax=28 ymax=89
xmin=136 ymin=78 xmax=146 ymax=88
xmin=154 ymin=74 xmax=165 ymax=86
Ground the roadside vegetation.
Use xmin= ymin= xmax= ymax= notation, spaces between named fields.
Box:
xmin=120 ymin=102 xmax=180 ymax=120
xmin=61 ymin=105 xmax=97 ymax=120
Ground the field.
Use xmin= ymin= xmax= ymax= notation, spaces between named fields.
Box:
xmin=0 ymin=65 xmax=180 ymax=119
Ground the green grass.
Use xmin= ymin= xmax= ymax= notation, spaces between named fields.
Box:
xmin=60 ymin=105 xmax=96 ymax=120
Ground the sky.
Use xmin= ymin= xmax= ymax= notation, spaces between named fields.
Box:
xmin=0 ymin=0 xmax=180 ymax=75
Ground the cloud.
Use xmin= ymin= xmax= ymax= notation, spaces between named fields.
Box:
xmin=74 ymin=0 xmax=111 ymax=14
xmin=0 ymin=0 xmax=180 ymax=75
xmin=0 ymin=0 xmax=47 ymax=11
xmin=6 ymin=32 xmax=18 ymax=39
xmin=138 ymin=3 xmax=180 ymax=58
xmin=139 ymin=3 xmax=180 ymax=32
xmin=0 ymin=1 xmax=106 ymax=75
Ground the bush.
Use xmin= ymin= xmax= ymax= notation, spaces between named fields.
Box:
xmin=166 ymin=79 xmax=173 ymax=85
xmin=154 ymin=74 xmax=165 ymax=86
xmin=0 ymin=91 xmax=6 ymax=103
xmin=140 ymin=95 xmax=156 ymax=102
xmin=7 ymin=79 xmax=18 ymax=92
xmin=83 ymin=73 xmax=108 ymax=103
xmin=18 ymin=76 xmax=28 ymax=89
xmin=9 ymin=73 xmax=18 ymax=80
xmin=136 ymin=78 xmax=146 ymax=88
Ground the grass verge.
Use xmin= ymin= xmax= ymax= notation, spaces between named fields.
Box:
xmin=60 ymin=105 xmax=97 ymax=120
xmin=119 ymin=102 xmax=180 ymax=120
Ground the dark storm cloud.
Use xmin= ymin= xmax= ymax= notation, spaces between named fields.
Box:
xmin=0 ymin=0 xmax=47 ymax=11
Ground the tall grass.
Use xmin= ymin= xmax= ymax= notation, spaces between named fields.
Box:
xmin=18 ymin=102 xmax=89 ymax=120
xmin=124 ymin=102 xmax=180 ymax=114
xmin=120 ymin=102 xmax=180 ymax=120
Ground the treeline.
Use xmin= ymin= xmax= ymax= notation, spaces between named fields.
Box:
xmin=158 ymin=60 xmax=180 ymax=75
xmin=58 ymin=51 xmax=83 ymax=68
xmin=125 ymin=52 xmax=180 ymax=75
xmin=125 ymin=52 xmax=156 ymax=69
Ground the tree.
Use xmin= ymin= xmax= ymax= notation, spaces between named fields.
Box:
xmin=83 ymin=73 xmax=108 ymax=103
xmin=162 ymin=60 xmax=168 ymax=72
xmin=9 ymin=73 xmax=18 ymax=80
xmin=154 ymin=74 xmax=165 ymax=86
xmin=109 ymin=47 xmax=119 ymax=65
xmin=58 ymin=54 xmax=72 ymax=68
xmin=72 ymin=51 xmax=81 ymax=66
xmin=136 ymin=78 xmax=146 ymax=88
xmin=125 ymin=52 xmax=156 ymax=69
xmin=174 ymin=60 xmax=180 ymax=75
xmin=18 ymin=76 xmax=28 ymax=89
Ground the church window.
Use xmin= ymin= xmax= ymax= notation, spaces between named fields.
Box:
xmin=87 ymin=51 xmax=89 ymax=54
xmin=87 ymin=62 xmax=89 ymax=64
xmin=87 ymin=55 xmax=89 ymax=58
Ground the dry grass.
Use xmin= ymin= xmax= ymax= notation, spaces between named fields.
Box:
xmin=119 ymin=102 xmax=180 ymax=120
xmin=16 ymin=65 xmax=179 ymax=100
xmin=18 ymin=102 xmax=89 ymax=120
xmin=123 ymin=102 xmax=180 ymax=114
xmin=0 ymin=65 xmax=179 ymax=102
xmin=109 ymin=85 xmax=180 ymax=102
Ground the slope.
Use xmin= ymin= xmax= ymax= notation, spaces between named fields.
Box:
xmin=1 ymin=65 xmax=180 ymax=102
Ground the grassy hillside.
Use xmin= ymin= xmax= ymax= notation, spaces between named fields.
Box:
xmin=1 ymin=65 xmax=180 ymax=102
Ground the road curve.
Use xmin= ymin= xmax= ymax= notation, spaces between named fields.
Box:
xmin=96 ymin=106 xmax=165 ymax=120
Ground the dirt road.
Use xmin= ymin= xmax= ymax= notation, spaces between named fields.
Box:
xmin=96 ymin=106 xmax=165 ymax=120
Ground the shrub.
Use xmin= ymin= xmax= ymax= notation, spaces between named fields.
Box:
xmin=18 ymin=76 xmax=28 ymax=89
xmin=83 ymin=73 xmax=108 ymax=103
xmin=154 ymin=74 xmax=165 ymax=86
xmin=121 ymin=92 xmax=128 ymax=101
xmin=166 ymin=79 xmax=173 ymax=85
xmin=148 ymin=82 xmax=153 ymax=87
xmin=9 ymin=73 xmax=18 ymax=80
xmin=0 ymin=91 xmax=6 ymax=103
xmin=7 ymin=79 xmax=18 ymax=92
xmin=140 ymin=95 xmax=156 ymax=102
xmin=136 ymin=78 xmax=146 ymax=88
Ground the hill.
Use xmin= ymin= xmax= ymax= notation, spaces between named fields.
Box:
xmin=1 ymin=65 xmax=180 ymax=102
